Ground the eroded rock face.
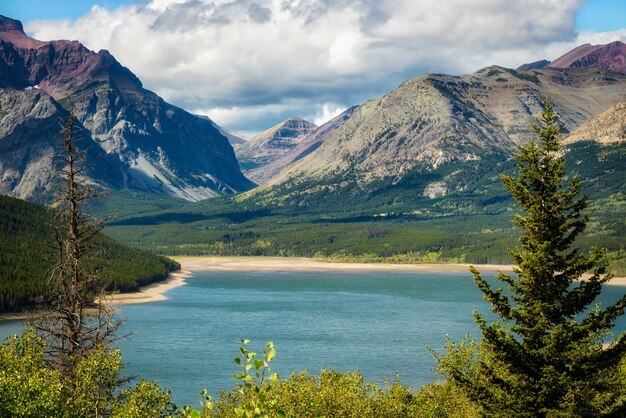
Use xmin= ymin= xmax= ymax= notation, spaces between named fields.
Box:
xmin=0 ymin=15 xmax=254 ymax=202
xmin=565 ymin=101 xmax=626 ymax=145
xmin=0 ymin=89 xmax=122 ymax=203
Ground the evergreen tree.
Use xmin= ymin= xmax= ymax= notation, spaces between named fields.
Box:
xmin=442 ymin=100 xmax=626 ymax=416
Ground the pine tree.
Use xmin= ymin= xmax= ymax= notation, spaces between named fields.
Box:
xmin=442 ymin=100 xmax=626 ymax=416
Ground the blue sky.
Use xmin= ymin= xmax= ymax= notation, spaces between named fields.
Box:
xmin=2 ymin=0 xmax=620 ymax=32
xmin=2 ymin=0 xmax=137 ymax=22
xmin=2 ymin=0 xmax=625 ymax=134
xmin=575 ymin=0 xmax=626 ymax=31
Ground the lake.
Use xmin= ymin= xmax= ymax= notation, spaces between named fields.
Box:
xmin=1 ymin=269 xmax=625 ymax=407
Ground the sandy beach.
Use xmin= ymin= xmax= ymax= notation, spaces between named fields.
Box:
xmin=2 ymin=257 xmax=624 ymax=318
xmin=107 ymin=269 xmax=193 ymax=305
xmin=110 ymin=256 xmax=626 ymax=306
xmin=176 ymin=256 xmax=515 ymax=273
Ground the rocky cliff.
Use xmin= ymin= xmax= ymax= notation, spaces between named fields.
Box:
xmin=565 ymin=100 xmax=626 ymax=145
xmin=0 ymin=15 xmax=254 ymax=202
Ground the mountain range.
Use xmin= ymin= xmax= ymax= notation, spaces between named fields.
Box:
xmin=0 ymin=15 xmax=253 ymax=203
xmin=0 ymin=13 xmax=625 ymax=223
xmin=251 ymin=64 xmax=626 ymax=211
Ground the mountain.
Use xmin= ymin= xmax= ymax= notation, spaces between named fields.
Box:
xmin=548 ymin=41 xmax=626 ymax=73
xmin=517 ymin=59 xmax=550 ymax=70
xmin=0 ymin=194 xmax=179 ymax=313
xmin=236 ymin=117 xmax=317 ymax=183
xmin=0 ymin=15 xmax=254 ymax=203
xmin=213 ymin=123 xmax=248 ymax=147
xmin=202 ymin=116 xmax=248 ymax=147
xmin=248 ymin=108 xmax=357 ymax=184
xmin=253 ymin=64 xmax=626 ymax=212
xmin=565 ymin=100 xmax=626 ymax=145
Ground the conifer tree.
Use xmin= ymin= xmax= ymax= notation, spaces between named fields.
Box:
xmin=34 ymin=106 xmax=120 ymax=377
xmin=443 ymin=100 xmax=626 ymax=416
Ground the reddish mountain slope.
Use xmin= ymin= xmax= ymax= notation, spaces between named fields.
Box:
xmin=548 ymin=41 xmax=626 ymax=73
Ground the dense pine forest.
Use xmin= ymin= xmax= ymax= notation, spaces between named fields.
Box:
xmin=0 ymin=195 xmax=179 ymax=313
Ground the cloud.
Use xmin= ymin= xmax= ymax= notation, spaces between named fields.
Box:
xmin=24 ymin=0 xmax=625 ymax=134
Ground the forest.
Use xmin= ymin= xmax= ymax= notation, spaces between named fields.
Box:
xmin=0 ymin=195 xmax=179 ymax=313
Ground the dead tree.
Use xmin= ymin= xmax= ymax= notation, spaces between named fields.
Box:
xmin=34 ymin=105 xmax=120 ymax=376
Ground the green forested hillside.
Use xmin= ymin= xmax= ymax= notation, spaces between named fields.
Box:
xmin=0 ymin=195 xmax=180 ymax=313
xmin=101 ymin=141 xmax=626 ymax=274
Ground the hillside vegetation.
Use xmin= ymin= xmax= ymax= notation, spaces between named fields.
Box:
xmin=101 ymin=141 xmax=626 ymax=274
xmin=0 ymin=195 xmax=179 ymax=313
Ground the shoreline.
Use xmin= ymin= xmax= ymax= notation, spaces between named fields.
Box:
xmin=106 ymin=269 xmax=193 ymax=305
xmin=1 ymin=257 xmax=624 ymax=320
xmin=113 ymin=256 xmax=626 ymax=304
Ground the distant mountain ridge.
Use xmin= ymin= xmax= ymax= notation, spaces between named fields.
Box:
xmin=548 ymin=41 xmax=626 ymax=73
xmin=236 ymin=117 xmax=317 ymax=183
xmin=517 ymin=41 xmax=626 ymax=74
xmin=249 ymin=108 xmax=357 ymax=184
xmin=0 ymin=15 xmax=254 ymax=203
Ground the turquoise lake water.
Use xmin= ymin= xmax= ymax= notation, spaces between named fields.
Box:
xmin=1 ymin=269 xmax=625 ymax=407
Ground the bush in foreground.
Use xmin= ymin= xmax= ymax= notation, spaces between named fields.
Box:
xmin=0 ymin=328 xmax=175 ymax=418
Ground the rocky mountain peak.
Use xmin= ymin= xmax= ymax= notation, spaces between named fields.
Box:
xmin=236 ymin=117 xmax=318 ymax=182
xmin=0 ymin=15 xmax=24 ymax=33
xmin=0 ymin=16 xmax=253 ymax=202
xmin=0 ymin=16 xmax=47 ymax=50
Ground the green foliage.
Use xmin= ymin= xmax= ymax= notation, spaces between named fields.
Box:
xmin=231 ymin=339 xmax=281 ymax=417
xmin=0 ymin=328 xmax=63 ymax=417
xmin=213 ymin=369 xmax=478 ymax=418
xmin=440 ymin=100 xmax=626 ymax=416
xmin=181 ymin=340 xmax=478 ymax=418
xmin=182 ymin=339 xmax=282 ymax=418
xmin=0 ymin=194 xmax=180 ymax=312
xmin=111 ymin=381 xmax=177 ymax=418
xmin=0 ymin=328 xmax=175 ymax=417
xmin=100 ymin=138 xmax=626 ymax=273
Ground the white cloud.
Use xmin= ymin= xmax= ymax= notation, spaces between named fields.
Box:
xmin=313 ymin=103 xmax=346 ymax=126
xmin=23 ymin=0 xmax=625 ymax=134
